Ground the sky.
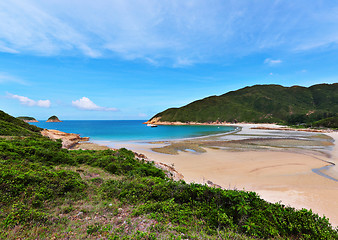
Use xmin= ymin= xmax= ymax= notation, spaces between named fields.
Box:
xmin=0 ymin=0 xmax=338 ymax=120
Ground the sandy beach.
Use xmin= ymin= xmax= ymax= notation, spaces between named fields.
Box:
xmin=106 ymin=124 xmax=338 ymax=227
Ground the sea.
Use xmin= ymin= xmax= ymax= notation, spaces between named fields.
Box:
xmin=30 ymin=120 xmax=235 ymax=142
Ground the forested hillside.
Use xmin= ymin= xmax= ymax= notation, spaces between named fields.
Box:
xmin=150 ymin=83 xmax=338 ymax=126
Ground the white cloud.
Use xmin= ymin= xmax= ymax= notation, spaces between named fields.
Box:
xmin=0 ymin=0 xmax=96 ymax=57
xmin=138 ymin=113 xmax=147 ymax=117
xmin=72 ymin=97 xmax=118 ymax=111
xmin=8 ymin=93 xmax=51 ymax=108
xmin=37 ymin=100 xmax=51 ymax=108
xmin=264 ymin=58 xmax=282 ymax=65
xmin=0 ymin=1 xmax=338 ymax=65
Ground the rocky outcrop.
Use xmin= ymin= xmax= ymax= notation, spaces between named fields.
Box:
xmin=22 ymin=119 xmax=38 ymax=123
xmin=134 ymin=152 xmax=184 ymax=181
xmin=144 ymin=117 xmax=162 ymax=124
xmin=46 ymin=115 xmax=62 ymax=122
xmin=41 ymin=129 xmax=89 ymax=149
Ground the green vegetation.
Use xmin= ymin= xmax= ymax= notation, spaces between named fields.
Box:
xmin=312 ymin=116 xmax=338 ymax=129
xmin=1 ymin=110 xmax=337 ymax=239
xmin=150 ymin=83 xmax=338 ymax=126
xmin=47 ymin=115 xmax=59 ymax=120
xmin=47 ymin=115 xmax=61 ymax=122
xmin=17 ymin=116 xmax=36 ymax=121
xmin=0 ymin=110 xmax=41 ymax=136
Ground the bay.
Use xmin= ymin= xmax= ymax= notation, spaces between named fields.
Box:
xmin=30 ymin=120 xmax=235 ymax=141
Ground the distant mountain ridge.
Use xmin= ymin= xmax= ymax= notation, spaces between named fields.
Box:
xmin=149 ymin=83 xmax=338 ymax=125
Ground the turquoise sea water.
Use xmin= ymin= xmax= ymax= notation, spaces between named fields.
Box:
xmin=30 ymin=120 xmax=235 ymax=141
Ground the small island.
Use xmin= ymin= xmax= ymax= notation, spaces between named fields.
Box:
xmin=17 ymin=116 xmax=38 ymax=123
xmin=46 ymin=115 xmax=62 ymax=122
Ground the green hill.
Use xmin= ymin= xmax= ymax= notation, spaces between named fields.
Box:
xmin=17 ymin=116 xmax=38 ymax=121
xmin=17 ymin=116 xmax=36 ymax=120
xmin=47 ymin=115 xmax=62 ymax=122
xmin=47 ymin=115 xmax=59 ymax=120
xmin=0 ymin=110 xmax=41 ymax=136
xmin=150 ymin=83 xmax=338 ymax=125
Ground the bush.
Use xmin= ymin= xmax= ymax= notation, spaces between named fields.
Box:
xmin=101 ymin=177 xmax=338 ymax=239
xmin=0 ymin=161 xmax=86 ymax=206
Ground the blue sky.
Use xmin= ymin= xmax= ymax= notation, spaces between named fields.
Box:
xmin=1 ymin=0 xmax=338 ymax=120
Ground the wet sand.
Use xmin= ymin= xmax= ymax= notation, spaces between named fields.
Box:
xmin=98 ymin=124 xmax=338 ymax=226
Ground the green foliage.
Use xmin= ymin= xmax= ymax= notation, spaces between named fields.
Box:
xmin=0 ymin=159 xmax=86 ymax=209
xmin=0 ymin=136 xmax=165 ymax=178
xmin=109 ymin=231 xmax=157 ymax=240
xmin=3 ymin=203 xmax=49 ymax=227
xmin=0 ymin=136 xmax=74 ymax=165
xmin=0 ymin=110 xmax=41 ymax=136
xmin=286 ymin=111 xmax=336 ymax=126
xmin=151 ymin=83 xmax=338 ymax=125
xmin=102 ymin=177 xmax=338 ymax=239
xmin=47 ymin=115 xmax=60 ymax=120
xmin=0 ymin=133 xmax=166 ymax=230
xmin=70 ymin=148 xmax=166 ymax=178
xmin=17 ymin=116 xmax=37 ymax=121
xmin=87 ymin=223 xmax=102 ymax=235
xmin=312 ymin=116 xmax=338 ymax=128
xmin=0 ymin=120 xmax=39 ymax=136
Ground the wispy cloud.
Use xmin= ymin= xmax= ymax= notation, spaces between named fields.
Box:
xmin=72 ymin=97 xmax=118 ymax=111
xmin=264 ymin=58 xmax=282 ymax=66
xmin=0 ymin=1 xmax=337 ymax=65
xmin=8 ymin=93 xmax=51 ymax=108
xmin=173 ymin=57 xmax=194 ymax=68
xmin=0 ymin=73 xmax=27 ymax=85
xmin=0 ymin=1 xmax=97 ymax=57
xmin=0 ymin=42 xmax=19 ymax=54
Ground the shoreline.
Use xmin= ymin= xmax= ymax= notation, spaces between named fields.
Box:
xmin=43 ymin=124 xmax=338 ymax=226
xmin=104 ymin=123 xmax=338 ymax=226
xmin=144 ymin=119 xmax=335 ymax=132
